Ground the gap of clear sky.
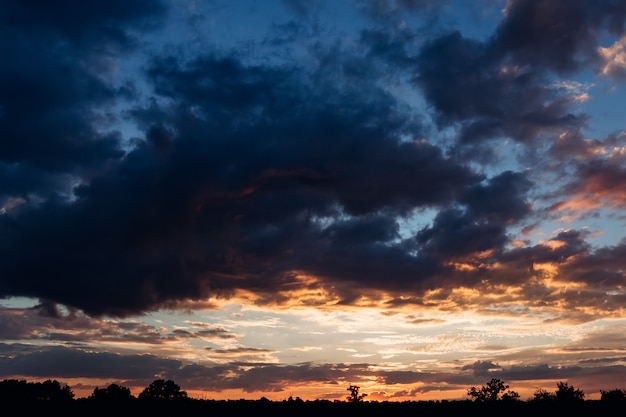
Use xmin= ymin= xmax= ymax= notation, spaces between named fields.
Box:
xmin=1 ymin=0 xmax=626 ymax=402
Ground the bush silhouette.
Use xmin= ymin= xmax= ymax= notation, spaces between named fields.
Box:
xmin=90 ymin=383 xmax=134 ymax=401
xmin=600 ymin=388 xmax=626 ymax=401
xmin=0 ymin=379 xmax=74 ymax=402
xmin=4 ymin=376 xmax=626 ymax=415
xmin=138 ymin=379 xmax=188 ymax=400
xmin=531 ymin=387 xmax=556 ymax=402
xmin=467 ymin=378 xmax=519 ymax=402
xmin=555 ymin=381 xmax=584 ymax=402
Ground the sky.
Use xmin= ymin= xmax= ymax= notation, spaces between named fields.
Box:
xmin=1 ymin=0 xmax=626 ymax=402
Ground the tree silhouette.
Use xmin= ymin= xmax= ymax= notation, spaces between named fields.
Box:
xmin=0 ymin=379 xmax=29 ymax=401
xmin=346 ymin=385 xmax=367 ymax=402
xmin=600 ymin=388 xmax=626 ymax=401
xmin=555 ymin=381 xmax=584 ymax=402
xmin=531 ymin=387 xmax=556 ymax=402
xmin=36 ymin=379 xmax=75 ymax=401
xmin=467 ymin=378 xmax=519 ymax=402
xmin=500 ymin=389 xmax=520 ymax=402
xmin=90 ymin=383 xmax=134 ymax=401
xmin=139 ymin=379 xmax=188 ymax=400
xmin=0 ymin=379 xmax=73 ymax=402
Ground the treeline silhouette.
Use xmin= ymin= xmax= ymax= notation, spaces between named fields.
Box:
xmin=1 ymin=378 xmax=625 ymax=416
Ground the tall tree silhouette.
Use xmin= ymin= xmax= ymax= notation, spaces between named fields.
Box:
xmin=346 ymin=385 xmax=367 ymax=402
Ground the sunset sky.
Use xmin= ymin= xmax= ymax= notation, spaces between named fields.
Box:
xmin=2 ymin=0 xmax=626 ymax=402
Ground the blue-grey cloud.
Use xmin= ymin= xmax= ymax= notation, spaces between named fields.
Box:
xmin=0 ymin=0 xmax=625 ymax=320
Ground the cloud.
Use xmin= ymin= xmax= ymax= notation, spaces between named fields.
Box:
xmin=547 ymin=130 xmax=626 ymax=221
xmin=497 ymin=0 xmax=626 ymax=74
xmin=407 ymin=0 xmax=626 ymax=150
xmin=0 ymin=304 xmax=239 ymax=344
xmin=0 ymin=0 xmax=625 ymax=325
xmin=205 ymin=347 xmax=279 ymax=364
xmin=496 ymin=0 xmax=601 ymax=74
xmin=0 ymin=344 xmax=181 ymax=380
xmin=0 ymin=0 xmax=167 ymax=205
xmin=415 ymin=171 xmax=532 ymax=260
xmin=1 ymin=341 xmax=625 ymax=397
xmin=0 ymin=40 xmax=486 ymax=316
xmin=461 ymin=360 xmax=502 ymax=375
xmin=414 ymin=30 xmax=585 ymax=148
xmin=0 ymin=0 xmax=166 ymax=49
xmin=0 ymin=344 xmax=374 ymax=393
xmin=2 ymin=0 xmax=626 ymax=402
xmin=598 ymin=36 xmax=626 ymax=79
xmin=549 ymin=129 xmax=606 ymax=160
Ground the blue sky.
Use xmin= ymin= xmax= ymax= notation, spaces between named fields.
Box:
xmin=1 ymin=0 xmax=626 ymax=401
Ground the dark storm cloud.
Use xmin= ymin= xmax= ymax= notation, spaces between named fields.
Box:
xmin=0 ymin=164 xmax=73 ymax=206
xmin=559 ymin=241 xmax=626 ymax=287
xmin=493 ymin=229 xmax=592 ymax=276
xmin=415 ymin=171 xmax=532 ymax=259
xmin=415 ymin=207 xmax=508 ymax=258
xmin=459 ymin=228 xmax=626 ymax=315
xmin=375 ymin=227 xmax=626 ymax=316
xmin=414 ymin=30 xmax=585 ymax=146
xmin=297 ymin=219 xmax=444 ymax=299
xmin=1 ymin=0 xmax=624 ymax=319
xmin=0 ymin=0 xmax=167 ymax=203
xmin=493 ymin=0 xmax=626 ymax=75
xmin=0 ymin=0 xmax=166 ymax=48
xmin=409 ymin=0 xmax=626 ymax=148
xmin=0 ymin=36 xmax=489 ymax=316
xmin=461 ymin=171 xmax=532 ymax=224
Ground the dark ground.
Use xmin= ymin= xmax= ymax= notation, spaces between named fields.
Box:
xmin=9 ymin=398 xmax=626 ymax=417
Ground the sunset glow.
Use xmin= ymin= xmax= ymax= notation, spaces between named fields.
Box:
xmin=2 ymin=0 xmax=626 ymax=403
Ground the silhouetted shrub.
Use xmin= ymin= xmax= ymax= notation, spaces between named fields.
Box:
xmin=555 ymin=381 xmax=584 ymax=402
xmin=0 ymin=378 xmax=73 ymax=402
xmin=138 ymin=379 xmax=188 ymax=401
xmin=600 ymin=388 xmax=626 ymax=401
xmin=90 ymin=383 xmax=134 ymax=402
xmin=467 ymin=378 xmax=519 ymax=402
